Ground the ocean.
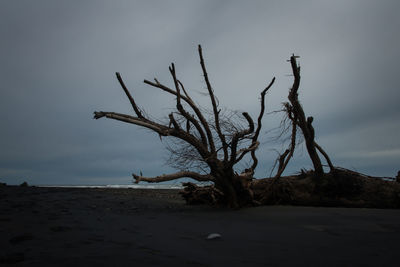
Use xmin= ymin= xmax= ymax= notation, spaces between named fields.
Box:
xmin=39 ymin=184 xmax=184 ymax=189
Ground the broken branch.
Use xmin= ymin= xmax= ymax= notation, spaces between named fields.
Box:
xmin=133 ymin=171 xmax=214 ymax=183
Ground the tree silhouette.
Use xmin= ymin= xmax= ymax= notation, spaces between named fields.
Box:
xmin=94 ymin=46 xmax=339 ymax=208
xmin=94 ymin=45 xmax=274 ymax=208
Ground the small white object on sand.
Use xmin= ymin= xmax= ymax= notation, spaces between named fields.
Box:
xmin=206 ymin=233 xmax=221 ymax=240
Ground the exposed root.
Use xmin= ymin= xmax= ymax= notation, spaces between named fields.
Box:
xmin=180 ymin=169 xmax=400 ymax=209
xmin=179 ymin=182 xmax=224 ymax=206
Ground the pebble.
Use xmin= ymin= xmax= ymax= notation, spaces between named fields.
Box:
xmin=206 ymin=233 xmax=221 ymax=240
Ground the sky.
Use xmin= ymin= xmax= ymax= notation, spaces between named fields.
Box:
xmin=1 ymin=0 xmax=399 ymax=185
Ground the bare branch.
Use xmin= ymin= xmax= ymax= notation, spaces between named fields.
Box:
xmin=314 ymin=141 xmax=335 ymax=172
xmin=235 ymin=141 xmax=260 ymax=164
xmin=249 ymin=77 xmax=275 ymax=171
xmin=274 ymin=110 xmax=297 ymax=179
xmin=144 ymin=79 xmax=178 ymax=97
xmin=276 ymin=149 xmax=290 ymax=175
xmin=168 ymin=113 xmax=181 ymax=130
xmin=144 ymin=78 xmax=216 ymax=154
xmin=167 ymin=113 xmax=212 ymax=159
xmin=94 ymin=111 xmax=169 ymax=135
xmin=253 ymin=77 xmax=275 ymax=141
xmin=169 ymin=63 xmax=208 ymax=147
xmin=133 ymin=171 xmax=214 ymax=183
xmin=94 ymin=110 xmax=210 ymax=160
xmin=186 ymin=119 xmax=191 ymax=133
xmin=116 ymin=72 xmax=144 ymax=118
xmin=165 ymin=138 xmax=209 ymax=172
xmin=229 ymin=112 xmax=255 ymax=166
xmin=288 ymin=55 xmax=323 ymax=175
xmin=198 ymin=44 xmax=228 ymax=161
xmin=178 ymin=80 xmax=192 ymax=101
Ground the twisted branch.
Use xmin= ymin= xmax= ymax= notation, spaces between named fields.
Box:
xmin=229 ymin=112 xmax=255 ymax=166
xmin=288 ymin=55 xmax=323 ymax=175
xmin=133 ymin=171 xmax=214 ymax=183
xmin=249 ymin=77 xmax=275 ymax=171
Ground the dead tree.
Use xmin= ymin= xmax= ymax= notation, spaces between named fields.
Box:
xmin=275 ymin=55 xmax=334 ymax=178
xmin=94 ymin=45 xmax=275 ymax=208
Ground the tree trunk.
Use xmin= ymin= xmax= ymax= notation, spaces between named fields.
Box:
xmin=210 ymin=167 xmax=254 ymax=208
xmin=305 ymin=139 xmax=324 ymax=176
xmin=211 ymin=167 xmax=238 ymax=208
xmin=288 ymin=55 xmax=324 ymax=176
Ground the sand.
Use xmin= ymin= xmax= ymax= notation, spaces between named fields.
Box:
xmin=1 ymin=185 xmax=399 ymax=266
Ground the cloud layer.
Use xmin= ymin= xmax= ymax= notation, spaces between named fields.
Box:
xmin=1 ymin=0 xmax=399 ymax=185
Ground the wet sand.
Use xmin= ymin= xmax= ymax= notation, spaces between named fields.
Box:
xmin=0 ymin=186 xmax=399 ymax=266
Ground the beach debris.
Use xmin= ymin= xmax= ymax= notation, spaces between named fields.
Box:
xmin=180 ymin=182 xmax=224 ymax=206
xmin=19 ymin=181 xmax=28 ymax=187
xmin=206 ymin=233 xmax=221 ymax=240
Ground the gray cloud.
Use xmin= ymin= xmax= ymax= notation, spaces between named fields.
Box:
xmin=1 ymin=0 xmax=399 ymax=185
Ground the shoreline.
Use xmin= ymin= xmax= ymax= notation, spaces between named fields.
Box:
xmin=35 ymin=184 xmax=185 ymax=189
xmin=1 ymin=186 xmax=399 ymax=266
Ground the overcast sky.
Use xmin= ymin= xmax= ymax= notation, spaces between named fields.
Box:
xmin=1 ymin=0 xmax=399 ymax=185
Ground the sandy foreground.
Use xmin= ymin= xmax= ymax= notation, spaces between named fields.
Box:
xmin=0 ymin=186 xmax=399 ymax=266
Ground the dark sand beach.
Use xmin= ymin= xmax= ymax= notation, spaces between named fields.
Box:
xmin=1 ymin=186 xmax=399 ymax=266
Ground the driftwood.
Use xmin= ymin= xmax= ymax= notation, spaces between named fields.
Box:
xmin=179 ymin=182 xmax=224 ymax=205
xmin=95 ymin=45 xmax=275 ymax=208
xmin=273 ymin=55 xmax=334 ymax=179
xmin=94 ymin=47 xmax=358 ymax=208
